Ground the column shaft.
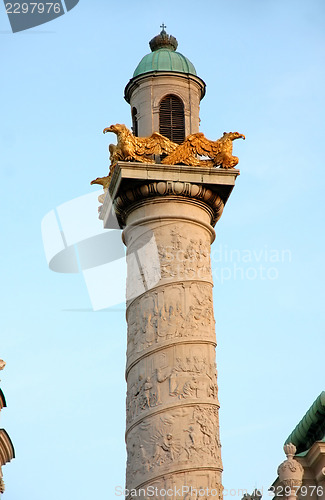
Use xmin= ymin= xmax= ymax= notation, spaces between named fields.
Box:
xmin=124 ymin=195 xmax=223 ymax=499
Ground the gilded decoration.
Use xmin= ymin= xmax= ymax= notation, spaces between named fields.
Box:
xmin=91 ymin=124 xmax=244 ymax=189
xmin=91 ymin=124 xmax=178 ymax=189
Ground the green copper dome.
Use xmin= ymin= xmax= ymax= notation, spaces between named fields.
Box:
xmin=133 ymin=28 xmax=197 ymax=78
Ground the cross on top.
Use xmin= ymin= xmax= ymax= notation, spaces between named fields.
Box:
xmin=160 ymin=23 xmax=167 ymax=32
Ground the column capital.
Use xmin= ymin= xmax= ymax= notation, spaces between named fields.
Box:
xmin=100 ymin=162 xmax=239 ymax=229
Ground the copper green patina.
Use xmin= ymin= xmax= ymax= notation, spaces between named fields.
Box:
xmin=133 ymin=27 xmax=197 ymax=78
xmin=285 ymin=391 xmax=325 ymax=455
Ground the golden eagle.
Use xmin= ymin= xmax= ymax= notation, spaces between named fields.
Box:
xmin=162 ymin=131 xmax=245 ymax=169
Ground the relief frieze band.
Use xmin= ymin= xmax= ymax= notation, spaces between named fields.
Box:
xmin=125 ymin=471 xmax=223 ymax=500
xmin=126 ymin=346 xmax=220 ymax=427
xmin=126 ymin=404 xmax=222 ymax=490
xmin=126 ymin=281 xmax=216 ymax=359
xmin=126 ymin=340 xmax=218 ymax=377
xmin=125 ymin=222 xmax=214 ymax=304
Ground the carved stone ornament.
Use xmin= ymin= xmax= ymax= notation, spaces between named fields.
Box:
xmin=114 ymin=181 xmax=224 ymax=228
xmin=90 ymin=124 xmax=244 ymax=189
xmin=126 ymin=282 xmax=216 ymax=360
xmin=277 ymin=443 xmax=304 ymax=491
xmin=126 ymin=405 xmax=222 ymax=489
xmin=126 ymin=346 xmax=220 ymax=426
xmin=125 ymin=471 xmax=223 ymax=500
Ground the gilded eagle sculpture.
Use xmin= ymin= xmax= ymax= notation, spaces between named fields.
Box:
xmin=91 ymin=124 xmax=178 ymax=189
xmin=104 ymin=123 xmax=178 ymax=163
xmin=91 ymin=124 xmax=245 ymax=189
xmin=162 ymin=131 xmax=245 ymax=169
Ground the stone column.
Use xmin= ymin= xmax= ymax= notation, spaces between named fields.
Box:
xmin=100 ymin=162 xmax=239 ymax=500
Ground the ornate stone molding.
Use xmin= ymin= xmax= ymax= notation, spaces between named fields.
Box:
xmin=114 ymin=181 xmax=224 ymax=228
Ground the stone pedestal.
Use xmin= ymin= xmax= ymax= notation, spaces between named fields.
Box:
xmin=100 ymin=163 xmax=239 ymax=500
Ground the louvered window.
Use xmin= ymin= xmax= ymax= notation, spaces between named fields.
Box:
xmin=159 ymin=95 xmax=185 ymax=144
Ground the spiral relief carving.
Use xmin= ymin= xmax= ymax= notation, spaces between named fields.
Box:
xmin=119 ymin=176 xmax=226 ymax=499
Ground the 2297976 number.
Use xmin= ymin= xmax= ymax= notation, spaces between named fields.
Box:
xmin=5 ymin=3 xmax=62 ymax=14
xmin=269 ymin=485 xmax=324 ymax=497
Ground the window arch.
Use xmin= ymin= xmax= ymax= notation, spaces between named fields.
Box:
xmin=132 ymin=107 xmax=138 ymax=137
xmin=159 ymin=95 xmax=185 ymax=144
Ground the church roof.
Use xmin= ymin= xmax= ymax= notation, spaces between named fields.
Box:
xmin=133 ymin=28 xmax=197 ymax=78
xmin=285 ymin=391 xmax=325 ymax=454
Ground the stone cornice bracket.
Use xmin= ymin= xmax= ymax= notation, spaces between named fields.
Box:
xmin=277 ymin=444 xmax=304 ymax=499
xmin=114 ymin=180 xmax=225 ymax=229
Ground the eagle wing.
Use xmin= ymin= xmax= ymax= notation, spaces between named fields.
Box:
xmin=162 ymin=133 xmax=217 ymax=166
xmin=187 ymin=133 xmax=220 ymax=157
xmin=138 ymin=132 xmax=178 ymax=156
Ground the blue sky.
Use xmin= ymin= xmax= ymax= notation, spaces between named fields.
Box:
xmin=1 ymin=0 xmax=324 ymax=498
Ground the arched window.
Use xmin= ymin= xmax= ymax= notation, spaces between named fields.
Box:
xmin=132 ymin=107 xmax=138 ymax=137
xmin=159 ymin=95 xmax=185 ymax=144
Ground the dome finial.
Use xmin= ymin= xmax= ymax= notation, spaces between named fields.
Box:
xmin=149 ymin=25 xmax=178 ymax=52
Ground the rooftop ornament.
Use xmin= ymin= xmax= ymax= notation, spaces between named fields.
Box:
xmin=149 ymin=24 xmax=178 ymax=52
xmin=277 ymin=444 xmax=304 ymax=499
